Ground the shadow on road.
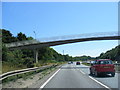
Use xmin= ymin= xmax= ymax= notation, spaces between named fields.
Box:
xmin=89 ymin=74 xmax=114 ymax=78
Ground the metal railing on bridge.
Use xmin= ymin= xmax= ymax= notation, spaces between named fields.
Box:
xmin=5 ymin=31 xmax=118 ymax=48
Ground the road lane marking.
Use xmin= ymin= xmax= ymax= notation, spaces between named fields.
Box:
xmin=89 ymin=76 xmax=111 ymax=90
xmin=40 ymin=68 xmax=60 ymax=88
xmin=80 ymin=70 xmax=85 ymax=74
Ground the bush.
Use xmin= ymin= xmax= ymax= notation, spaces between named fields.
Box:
xmin=23 ymin=57 xmax=34 ymax=68
xmin=27 ymin=62 xmax=34 ymax=68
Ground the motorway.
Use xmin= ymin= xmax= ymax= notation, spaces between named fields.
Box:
xmin=36 ymin=62 xmax=118 ymax=89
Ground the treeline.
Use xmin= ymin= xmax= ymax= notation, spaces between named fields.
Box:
xmin=74 ymin=55 xmax=95 ymax=61
xmin=97 ymin=45 xmax=120 ymax=62
xmin=1 ymin=29 xmax=74 ymax=71
xmin=74 ymin=45 xmax=120 ymax=62
xmin=2 ymin=29 xmax=33 ymax=43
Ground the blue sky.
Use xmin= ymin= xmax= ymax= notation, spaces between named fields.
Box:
xmin=2 ymin=2 xmax=118 ymax=57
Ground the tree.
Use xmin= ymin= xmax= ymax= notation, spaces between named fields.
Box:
xmin=17 ymin=32 xmax=27 ymax=41
xmin=27 ymin=37 xmax=33 ymax=40
xmin=98 ymin=45 xmax=120 ymax=61
xmin=2 ymin=44 xmax=8 ymax=61
xmin=2 ymin=29 xmax=17 ymax=43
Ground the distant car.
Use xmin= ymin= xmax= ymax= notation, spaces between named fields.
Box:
xmin=68 ymin=61 xmax=73 ymax=64
xmin=90 ymin=59 xmax=115 ymax=77
xmin=71 ymin=61 xmax=73 ymax=64
xmin=76 ymin=62 xmax=80 ymax=65
xmin=68 ymin=62 xmax=71 ymax=64
xmin=87 ymin=61 xmax=91 ymax=64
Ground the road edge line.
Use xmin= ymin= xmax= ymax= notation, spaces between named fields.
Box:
xmin=89 ymin=76 xmax=111 ymax=90
xmin=40 ymin=68 xmax=61 ymax=88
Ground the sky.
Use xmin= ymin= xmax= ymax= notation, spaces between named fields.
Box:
xmin=2 ymin=2 xmax=118 ymax=57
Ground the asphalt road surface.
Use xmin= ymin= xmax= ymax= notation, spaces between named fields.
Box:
xmin=38 ymin=62 xmax=119 ymax=89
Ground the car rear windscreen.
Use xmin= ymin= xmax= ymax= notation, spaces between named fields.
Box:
xmin=99 ymin=60 xmax=113 ymax=64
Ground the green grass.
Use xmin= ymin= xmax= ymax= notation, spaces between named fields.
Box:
xmin=2 ymin=64 xmax=58 ymax=84
xmin=2 ymin=71 xmax=36 ymax=83
xmin=2 ymin=62 xmax=27 ymax=74
xmin=82 ymin=63 xmax=91 ymax=66
xmin=2 ymin=60 xmax=65 ymax=74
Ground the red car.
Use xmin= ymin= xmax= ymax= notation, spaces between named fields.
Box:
xmin=90 ymin=59 xmax=115 ymax=77
xmin=76 ymin=62 xmax=80 ymax=65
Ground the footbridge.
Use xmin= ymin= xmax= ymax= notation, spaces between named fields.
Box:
xmin=5 ymin=31 xmax=120 ymax=63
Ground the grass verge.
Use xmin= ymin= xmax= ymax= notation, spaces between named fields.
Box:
xmin=2 ymin=62 xmax=27 ymax=74
xmin=2 ymin=64 xmax=58 ymax=84
xmin=2 ymin=61 xmax=65 ymax=74
xmin=82 ymin=63 xmax=91 ymax=66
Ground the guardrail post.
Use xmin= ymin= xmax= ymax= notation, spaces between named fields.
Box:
xmin=34 ymin=49 xmax=38 ymax=63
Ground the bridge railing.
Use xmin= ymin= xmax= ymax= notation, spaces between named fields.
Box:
xmin=38 ymin=31 xmax=118 ymax=42
xmin=5 ymin=31 xmax=118 ymax=48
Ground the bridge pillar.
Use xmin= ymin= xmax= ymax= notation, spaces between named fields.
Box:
xmin=34 ymin=49 xmax=38 ymax=63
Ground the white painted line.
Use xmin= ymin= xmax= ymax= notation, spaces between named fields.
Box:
xmin=80 ymin=70 xmax=85 ymax=74
xmin=89 ymin=76 xmax=111 ymax=90
xmin=40 ymin=68 xmax=60 ymax=88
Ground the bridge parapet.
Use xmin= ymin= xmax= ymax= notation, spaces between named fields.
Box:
xmin=5 ymin=31 xmax=118 ymax=48
xmin=6 ymin=39 xmax=40 ymax=48
xmin=38 ymin=31 xmax=118 ymax=42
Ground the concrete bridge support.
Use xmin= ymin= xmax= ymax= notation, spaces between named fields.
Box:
xmin=34 ymin=49 xmax=38 ymax=63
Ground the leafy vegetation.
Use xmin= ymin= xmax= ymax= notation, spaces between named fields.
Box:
xmin=82 ymin=63 xmax=91 ymax=66
xmin=2 ymin=65 xmax=58 ymax=83
xmin=97 ymin=45 xmax=120 ymax=62
xmin=74 ymin=55 xmax=95 ymax=61
xmin=1 ymin=29 xmax=73 ymax=73
xmin=75 ymin=45 xmax=120 ymax=62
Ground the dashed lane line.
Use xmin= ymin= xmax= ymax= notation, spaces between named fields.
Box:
xmin=79 ymin=70 xmax=85 ymax=74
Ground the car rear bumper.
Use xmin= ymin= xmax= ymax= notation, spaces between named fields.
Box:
xmin=98 ymin=71 xmax=115 ymax=75
xmin=97 ymin=69 xmax=115 ymax=73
